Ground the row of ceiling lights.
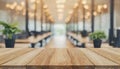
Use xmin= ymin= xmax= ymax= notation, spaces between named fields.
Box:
xmin=56 ymin=0 xmax=66 ymax=21
xmin=6 ymin=0 xmax=37 ymax=18
xmin=66 ymin=0 xmax=108 ymax=23
xmin=5 ymin=0 xmax=54 ymax=22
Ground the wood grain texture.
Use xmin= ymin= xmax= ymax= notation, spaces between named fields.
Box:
xmin=0 ymin=48 xmax=119 ymax=69
xmin=80 ymin=49 xmax=118 ymax=66
xmin=0 ymin=43 xmax=29 ymax=48
xmin=0 ymin=48 xmax=33 ymax=65
xmin=28 ymin=48 xmax=55 ymax=66
xmin=16 ymin=33 xmax=52 ymax=43
xmin=3 ymin=48 xmax=44 ymax=66
xmin=89 ymin=48 xmax=120 ymax=65
xmin=67 ymin=48 xmax=93 ymax=66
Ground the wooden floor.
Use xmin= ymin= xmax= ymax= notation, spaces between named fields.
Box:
xmin=0 ymin=48 xmax=120 ymax=69
xmin=45 ymin=36 xmax=75 ymax=48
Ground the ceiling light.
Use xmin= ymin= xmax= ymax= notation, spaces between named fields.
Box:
xmin=30 ymin=0 xmax=35 ymax=3
xmin=13 ymin=2 xmax=17 ymax=7
xmin=56 ymin=0 xmax=66 ymax=3
xmin=86 ymin=12 xmax=90 ymax=16
xmin=94 ymin=11 xmax=97 ymax=16
xmin=21 ymin=1 xmax=25 ymax=6
xmin=29 ymin=12 xmax=34 ymax=18
xmin=36 ymin=0 xmax=40 ymax=3
xmin=57 ymin=4 xmax=64 ymax=8
xmin=44 ymin=5 xmax=48 ymax=9
xmin=103 ymin=4 xmax=108 ymax=9
xmin=10 ymin=4 xmax=16 ymax=10
xmin=6 ymin=3 xmax=10 ymax=8
xmin=82 ymin=0 xmax=87 ymax=5
xmin=57 ymin=9 xmax=64 ymax=12
xmin=74 ymin=3 xmax=79 ymax=8
xmin=97 ymin=5 xmax=102 ymax=12
xmin=84 ymin=5 xmax=89 ymax=9
xmin=16 ymin=5 xmax=23 ymax=11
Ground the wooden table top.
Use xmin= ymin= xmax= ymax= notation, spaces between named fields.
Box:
xmin=67 ymin=32 xmax=89 ymax=43
xmin=16 ymin=32 xmax=52 ymax=43
xmin=0 ymin=48 xmax=120 ymax=69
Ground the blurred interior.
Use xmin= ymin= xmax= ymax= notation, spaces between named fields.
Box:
xmin=0 ymin=0 xmax=119 ymax=48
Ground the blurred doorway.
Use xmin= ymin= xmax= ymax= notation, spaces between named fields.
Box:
xmin=53 ymin=24 xmax=66 ymax=36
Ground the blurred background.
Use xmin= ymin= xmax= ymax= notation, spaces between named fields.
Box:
xmin=0 ymin=0 xmax=119 ymax=48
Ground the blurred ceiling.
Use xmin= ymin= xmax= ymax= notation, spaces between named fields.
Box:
xmin=0 ymin=0 xmax=109 ymax=23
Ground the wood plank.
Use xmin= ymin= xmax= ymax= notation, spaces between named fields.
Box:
xmin=0 ymin=48 xmax=33 ymax=65
xmin=80 ymin=49 xmax=118 ymax=66
xmin=67 ymin=48 xmax=93 ymax=66
xmin=28 ymin=48 xmax=55 ymax=66
xmin=28 ymin=49 xmax=94 ymax=69
xmin=49 ymin=49 xmax=72 ymax=65
xmin=16 ymin=39 xmax=30 ymax=43
xmin=16 ymin=32 xmax=51 ymax=43
xmin=108 ymin=48 xmax=120 ymax=53
xmin=3 ymin=48 xmax=44 ymax=66
xmin=0 ymin=48 xmax=119 ymax=69
xmin=101 ymin=48 xmax=120 ymax=56
xmin=0 ymin=48 xmax=12 ymax=53
xmin=0 ymin=43 xmax=29 ymax=48
xmin=67 ymin=32 xmax=89 ymax=43
xmin=89 ymin=48 xmax=120 ymax=65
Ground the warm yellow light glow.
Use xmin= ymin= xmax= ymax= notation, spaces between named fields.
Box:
xmin=56 ymin=0 xmax=66 ymax=3
xmin=94 ymin=11 xmax=97 ymax=16
xmin=86 ymin=12 xmax=90 ymax=16
xmin=13 ymin=2 xmax=17 ymax=7
xmin=103 ymin=4 xmax=108 ymax=9
xmin=30 ymin=0 xmax=35 ymax=3
xmin=6 ymin=3 xmax=10 ymax=8
xmin=57 ymin=4 xmax=64 ymax=8
xmin=9 ymin=2 xmax=17 ymax=10
xmin=82 ymin=0 xmax=87 ymax=5
xmin=21 ymin=1 xmax=25 ymax=6
xmin=29 ymin=12 xmax=34 ymax=18
xmin=57 ymin=9 xmax=63 ymax=12
xmin=10 ymin=5 xmax=15 ymax=10
xmin=31 ymin=4 xmax=36 ymax=10
xmin=97 ymin=5 xmax=102 ymax=12
xmin=48 ymin=16 xmax=53 ymax=20
xmin=44 ymin=9 xmax=49 ymax=13
xmin=44 ymin=4 xmax=48 ymax=9
xmin=36 ymin=0 xmax=40 ymax=3
xmin=84 ymin=5 xmax=89 ymax=9
xmin=16 ymin=5 xmax=23 ymax=11
xmin=74 ymin=3 xmax=79 ymax=8
xmin=65 ymin=17 xmax=70 ymax=23
xmin=56 ymin=0 xmax=65 ymax=21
